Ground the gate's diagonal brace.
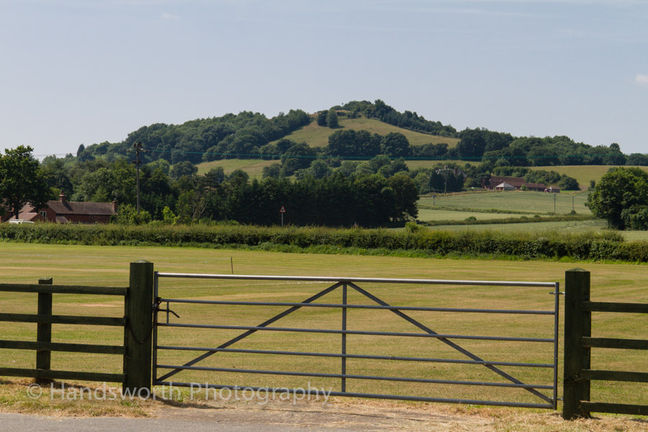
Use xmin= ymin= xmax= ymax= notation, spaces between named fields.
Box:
xmin=156 ymin=281 xmax=343 ymax=382
xmin=347 ymin=282 xmax=552 ymax=405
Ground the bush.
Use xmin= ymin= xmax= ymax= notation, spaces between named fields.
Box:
xmin=0 ymin=222 xmax=641 ymax=262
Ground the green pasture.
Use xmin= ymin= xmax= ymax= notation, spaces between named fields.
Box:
xmin=530 ymin=165 xmax=648 ymax=190
xmin=196 ymin=159 xmax=275 ymax=178
xmin=272 ymin=116 xmax=459 ymax=148
xmin=428 ymin=219 xmax=608 ymax=234
xmin=1 ymin=243 xmax=646 ymax=408
xmin=418 ymin=190 xmax=591 ymax=215
xmin=416 ymin=208 xmax=525 ymax=222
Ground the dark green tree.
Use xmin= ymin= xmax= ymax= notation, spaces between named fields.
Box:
xmin=587 ymin=168 xmax=648 ymax=229
xmin=317 ymin=111 xmax=328 ymax=126
xmin=326 ymin=108 xmax=339 ymax=128
xmin=170 ymin=161 xmax=197 ymax=179
xmin=380 ymin=133 xmax=410 ymax=157
xmin=0 ymin=146 xmax=50 ymax=219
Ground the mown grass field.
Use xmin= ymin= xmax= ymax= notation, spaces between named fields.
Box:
xmin=530 ymin=165 xmax=648 ymax=190
xmin=272 ymin=116 xmax=459 ymax=148
xmin=196 ymin=159 xmax=275 ymax=178
xmin=0 ymin=243 xmax=646 ymax=415
xmin=414 ymin=190 xmax=648 ymax=240
xmin=418 ymin=191 xmax=591 ymax=216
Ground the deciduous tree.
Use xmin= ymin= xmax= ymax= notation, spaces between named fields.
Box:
xmin=0 ymin=146 xmax=50 ymax=219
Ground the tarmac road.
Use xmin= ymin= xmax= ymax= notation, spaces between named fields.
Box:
xmin=0 ymin=412 xmax=353 ymax=432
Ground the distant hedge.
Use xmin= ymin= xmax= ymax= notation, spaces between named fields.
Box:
xmin=1 ymin=223 xmax=647 ymax=262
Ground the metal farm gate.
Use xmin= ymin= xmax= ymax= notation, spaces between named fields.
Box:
xmin=152 ymin=273 xmax=560 ymax=409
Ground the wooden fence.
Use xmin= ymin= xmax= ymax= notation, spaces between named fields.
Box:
xmin=563 ymin=268 xmax=648 ymax=419
xmin=0 ymin=261 xmax=153 ymax=392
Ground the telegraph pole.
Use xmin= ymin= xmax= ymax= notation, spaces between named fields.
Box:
xmin=134 ymin=142 xmax=143 ymax=214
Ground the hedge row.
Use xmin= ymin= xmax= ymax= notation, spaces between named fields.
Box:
xmin=1 ymin=223 xmax=646 ymax=262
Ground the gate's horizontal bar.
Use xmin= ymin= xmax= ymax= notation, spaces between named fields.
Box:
xmin=158 ymin=323 xmax=554 ymax=343
xmin=582 ymin=369 xmax=648 ymax=383
xmin=0 ymin=339 xmax=124 ymax=354
xmin=582 ymin=337 xmax=648 ymax=350
xmin=0 ymin=283 xmax=127 ymax=296
xmin=156 ymin=381 xmax=555 ymax=409
xmin=580 ymin=401 xmax=648 ymax=416
xmin=156 ymin=345 xmax=554 ymax=368
xmin=0 ymin=313 xmax=125 ymax=326
xmin=158 ymin=298 xmax=555 ymax=315
xmin=155 ymin=364 xmax=553 ymax=390
xmin=0 ymin=367 xmax=123 ymax=382
xmin=585 ymin=302 xmax=648 ymax=314
xmin=156 ymin=273 xmax=556 ymax=287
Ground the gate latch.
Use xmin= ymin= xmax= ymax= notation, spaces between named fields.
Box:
xmin=154 ymin=297 xmax=180 ymax=323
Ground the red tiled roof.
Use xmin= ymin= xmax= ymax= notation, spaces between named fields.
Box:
xmin=525 ymin=183 xmax=546 ymax=189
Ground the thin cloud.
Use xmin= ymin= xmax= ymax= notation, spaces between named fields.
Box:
xmin=636 ymin=74 xmax=648 ymax=87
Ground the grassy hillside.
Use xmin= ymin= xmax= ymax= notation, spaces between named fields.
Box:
xmin=530 ymin=165 xmax=648 ymax=189
xmin=272 ymin=116 xmax=459 ymax=148
xmin=196 ymin=159 xmax=275 ymax=178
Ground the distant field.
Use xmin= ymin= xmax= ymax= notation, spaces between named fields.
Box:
xmin=530 ymin=165 xmax=648 ymax=189
xmin=272 ymin=116 xmax=459 ymax=148
xmin=422 ymin=219 xmax=648 ymax=241
xmin=418 ymin=190 xmax=591 ymax=215
xmin=417 ymin=208 xmax=525 ymax=222
xmin=196 ymin=159 xmax=275 ymax=178
xmin=428 ymin=219 xmax=608 ymax=234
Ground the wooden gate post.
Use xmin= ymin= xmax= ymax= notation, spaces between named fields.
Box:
xmin=563 ymin=268 xmax=591 ymax=419
xmin=36 ymin=277 xmax=53 ymax=384
xmin=123 ymin=261 xmax=154 ymax=395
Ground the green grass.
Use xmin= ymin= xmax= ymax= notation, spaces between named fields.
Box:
xmin=530 ymin=165 xmax=648 ymax=190
xmin=1 ymin=243 xmax=647 ymax=412
xmin=426 ymin=220 xmax=648 ymax=241
xmin=418 ymin=190 xmax=591 ymax=215
xmin=272 ymin=116 xmax=459 ymax=148
xmin=196 ymin=159 xmax=276 ymax=178
xmin=428 ymin=219 xmax=609 ymax=234
xmin=417 ymin=208 xmax=527 ymax=222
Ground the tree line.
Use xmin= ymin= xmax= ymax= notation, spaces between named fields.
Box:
xmin=1 ymin=147 xmax=419 ymax=227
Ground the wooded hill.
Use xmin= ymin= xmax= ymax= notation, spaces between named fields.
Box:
xmin=76 ymin=100 xmax=459 ymax=165
xmin=74 ymin=99 xmax=645 ymax=168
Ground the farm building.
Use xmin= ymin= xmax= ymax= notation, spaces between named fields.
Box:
xmin=6 ymin=193 xmax=117 ymax=224
xmin=487 ymin=176 xmax=559 ymax=193
xmin=495 ymin=182 xmax=515 ymax=191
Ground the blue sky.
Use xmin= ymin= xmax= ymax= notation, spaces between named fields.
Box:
xmin=1 ymin=0 xmax=647 ymax=158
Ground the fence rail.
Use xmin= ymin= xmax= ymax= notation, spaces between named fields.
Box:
xmin=154 ymin=272 xmax=560 ymax=409
xmin=562 ymin=268 xmax=648 ymax=419
xmin=0 ymin=261 xmax=154 ymax=392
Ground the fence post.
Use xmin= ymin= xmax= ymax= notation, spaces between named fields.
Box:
xmin=563 ymin=268 xmax=591 ymax=419
xmin=123 ymin=261 xmax=154 ymax=395
xmin=36 ymin=277 xmax=53 ymax=384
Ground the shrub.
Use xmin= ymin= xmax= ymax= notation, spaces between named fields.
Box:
xmin=0 ymin=223 xmax=643 ymax=262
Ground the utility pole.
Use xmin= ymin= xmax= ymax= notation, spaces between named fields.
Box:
xmin=133 ymin=142 xmax=143 ymax=214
